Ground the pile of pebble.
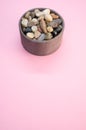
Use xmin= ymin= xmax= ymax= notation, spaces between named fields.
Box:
xmin=21 ymin=8 xmax=63 ymax=41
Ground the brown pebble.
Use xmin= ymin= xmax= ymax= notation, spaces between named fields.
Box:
xmin=34 ymin=31 xmax=41 ymax=38
xmin=30 ymin=11 xmax=35 ymax=18
xmin=25 ymin=11 xmax=31 ymax=19
xmin=28 ymin=16 xmax=32 ymax=21
xmin=50 ymin=13 xmax=59 ymax=19
xmin=40 ymin=19 xmax=47 ymax=33
xmin=37 ymin=25 xmax=43 ymax=32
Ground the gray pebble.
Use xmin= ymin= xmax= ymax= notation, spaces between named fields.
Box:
xmin=38 ymin=33 xmax=46 ymax=41
xmin=48 ymin=18 xmax=62 ymax=28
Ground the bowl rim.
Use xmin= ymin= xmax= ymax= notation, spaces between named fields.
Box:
xmin=19 ymin=7 xmax=65 ymax=44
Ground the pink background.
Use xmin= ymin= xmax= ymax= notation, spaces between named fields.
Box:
xmin=0 ymin=0 xmax=86 ymax=130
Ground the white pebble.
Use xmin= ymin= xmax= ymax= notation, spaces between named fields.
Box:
xmin=47 ymin=26 xmax=53 ymax=32
xmin=31 ymin=26 xmax=38 ymax=32
xmin=26 ymin=32 xmax=34 ymax=39
xmin=31 ymin=18 xmax=39 ymax=24
xmin=43 ymin=9 xmax=50 ymax=15
xmin=45 ymin=14 xmax=53 ymax=22
xmin=36 ymin=12 xmax=44 ymax=17
xmin=34 ymin=9 xmax=40 ymax=14
xmin=21 ymin=18 xmax=28 ymax=27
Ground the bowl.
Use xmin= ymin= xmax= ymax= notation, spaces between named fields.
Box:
xmin=19 ymin=8 xmax=64 ymax=56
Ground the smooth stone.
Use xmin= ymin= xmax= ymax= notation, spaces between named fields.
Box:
xmin=31 ymin=26 xmax=38 ymax=32
xmin=45 ymin=33 xmax=53 ymax=40
xmin=34 ymin=31 xmax=41 ymax=38
xmin=21 ymin=18 xmax=28 ymax=27
xmin=26 ymin=32 xmax=34 ymax=39
xmin=44 ymin=14 xmax=53 ymax=22
xmin=36 ymin=11 xmax=44 ymax=17
xmin=31 ymin=18 xmax=39 ymax=25
xmin=30 ymin=11 xmax=35 ymax=18
xmin=43 ymin=9 xmax=50 ymax=15
xmin=56 ymin=18 xmax=63 ymax=24
xmin=55 ymin=25 xmax=63 ymax=33
xmin=40 ymin=19 xmax=47 ymax=33
xmin=52 ymin=30 xmax=58 ymax=37
xmin=47 ymin=26 xmax=53 ymax=32
xmin=38 ymin=16 xmax=44 ymax=21
xmin=23 ymin=27 xmax=32 ymax=34
xmin=34 ymin=9 xmax=40 ymax=14
xmin=50 ymin=13 xmax=59 ymax=19
xmin=24 ymin=11 xmax=31 ymax=19
xmin=37 ymin=25 xmax=42 ymax=32
xmin=28 ymin=16 xmax=32 ymax=21
xmin=48 ymin=18 xmax=62 ymax=28
xmin=38 ymin=33 xmax=46 ymax=41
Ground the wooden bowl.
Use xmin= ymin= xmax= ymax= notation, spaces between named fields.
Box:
xmin=19 ymin=8 xmax=65 ymax=56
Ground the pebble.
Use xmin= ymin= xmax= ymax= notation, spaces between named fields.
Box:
xmin=36 ymin=11 xmax=44 ymax=17
xmin=48 ymin=19 xmax=62 ymax=28
xmin=25 ymin=11 xmax=31 ymax=19
xmin=56 ymin=18 xmax=62 ymax=25
xmin=21 ymin=18 xmax=28 ymax=27
xmin=23 ymin=27 xmax=32 ymax=34
xmin=45 ymin=33 xmax=53 ymax=40
xmin=21 ymin=8 xmax=63 ymax=40
xmin=34 ymin=31 xmax=41 ymax=38
xmin=37 ymin=25 xmax=42 ymax=32
xmin=55 ymin=25 xmax=63 ymax=33
xmin=38 ymin=33 xmax=46 ymax=41
xmin=43 ymin=9 xmax=50 ymax=15
xmin=26 ymin=32 xmax=34 ymax=39
xmin=30 ymin=11 xmax=35 ymax=18
xmin=28 ymin=16 xmax=32 ymax=21
xmin=40 ymin=19 xmax=47 ymax=33
xmin=50 ymin=13 xmax=59 ymax=19
xmin=34 ymin=9 xmax=40 ymax=14
xmin=52 ymin=30 xmax=58 ymax=37
xmin=47 ymin=26 xmax=53 ymax=32
xmin=44 ymin=14 xmax=53 ymax=22
xmin=31 ymin=26 xmax=38 ymax=32
xmin=38 ymin=16 xmax=44 ymax=21
xmin=31 ymin=18 xmax=39 ymax=25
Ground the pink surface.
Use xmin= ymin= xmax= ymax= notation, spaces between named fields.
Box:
xmin=0 ymin=0 xmax=86 ymax=130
